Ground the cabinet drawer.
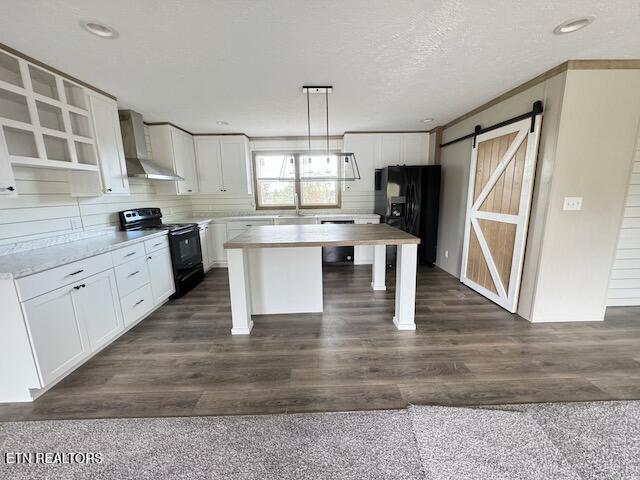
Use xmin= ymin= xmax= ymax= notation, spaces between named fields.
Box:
xmin=115 ymin=256 xmax=151 ymax=298
xmin=121 ymin=284 xmax=154 ymax=327
xmin=111 ymin=243 xmax=145 ymax=266
xmin=144 ymin=236 xmax=169 ymax=254
xmin=228 ymin=220 xmax=273 ymax=228
xmin=16 ymin=253 xmax=113 ymax=302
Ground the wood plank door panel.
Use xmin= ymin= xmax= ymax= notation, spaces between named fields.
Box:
xmin=460 ymin=116 xmax=542 ymax=312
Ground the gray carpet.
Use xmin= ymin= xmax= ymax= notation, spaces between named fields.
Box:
xmin=505 ymin=401 xmax=640 ymax=479
xmin=1 ymin=401 xmax=638 ymax=479
xmin=0 ymin=410 xmax=425 ymax=480
xmin=408 ymin=405 xmax=580 ymax=480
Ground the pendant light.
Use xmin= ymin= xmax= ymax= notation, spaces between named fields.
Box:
xmin=278 ymin=86 xmax=360 ymax=182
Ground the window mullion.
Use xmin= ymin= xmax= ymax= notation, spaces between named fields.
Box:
xmin=295 ymin=153 xmax=302 ymax=207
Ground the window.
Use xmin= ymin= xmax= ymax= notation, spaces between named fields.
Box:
xmin=253 ymin=152 xmax=341 ymax=209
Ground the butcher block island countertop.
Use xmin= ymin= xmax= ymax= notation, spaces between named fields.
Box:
xmin=224 ymin=223 xmax=420 ymax=249
xmin=224 ymin=223 xmax=421 ymax=335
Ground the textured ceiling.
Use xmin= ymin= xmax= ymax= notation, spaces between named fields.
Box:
xmin=1 ymin=0 xmax=639 ymax=135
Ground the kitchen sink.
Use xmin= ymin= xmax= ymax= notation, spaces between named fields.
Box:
xmin=274 ymin=214 xmax=318 ymax=225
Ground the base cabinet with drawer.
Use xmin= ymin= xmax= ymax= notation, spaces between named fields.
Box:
xmin=121 ymin=284 xmax=155 ymax=327
xmin=22 ymin=268 xmax=123 ymax=387
xmin=0 ymin=234 xmax=176 ymax=403
xmin=22 ymin=283 xmax=92 ymax=387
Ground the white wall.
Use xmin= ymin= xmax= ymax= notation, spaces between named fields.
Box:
xmin=0 ymin=127 xmax=192 ymax=245
xmin=608 ymin=124 xmax=640 ymax=306
xmin=190 ymin=137 xmax=376 ymax=215
xmin=530 ymin=69 xmax=640 ymax=321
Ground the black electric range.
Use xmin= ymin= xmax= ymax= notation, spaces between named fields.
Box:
xmin=119 ymin=208 xmax=204 ymax=298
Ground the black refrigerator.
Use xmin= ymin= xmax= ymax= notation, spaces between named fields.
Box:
xmin=374 ymin=165 xmax=441 ymax=266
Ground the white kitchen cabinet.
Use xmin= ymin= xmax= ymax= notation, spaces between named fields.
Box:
xmin=88 ymin=92 xmax=129 ymax=195
xmin=401 ymin=133 xmax=429 ymax=164
xmin=73 ymin=269 xmax=123 ymax=352
xmin=0 ymin=126 xmax=17 ymax=196
xmin=146 ymin=247 xmax=175 ymax=304
xmin=121 ymin=284 xmax=154 ymax=327
xmin=354 ymin=217 xmax=381 ymax=265
xmin=149 ymin=125 xmax=198 ymax=195
xmin=199 ymin=224 xmax=213 ymax=272
xmin=343 ymin=132 xmax=430 ymax=191
xmin=3 ymin=236 xmax=178 ymax=403
xmin=209 ymin=223 xmax=227 ymax=266
xmin=193 ymin=136 xmax=222 ymax=193
xmin=380 ymin=133 xmax=429 ymax=168
xmin=22 ymin=283 xmax=90 ymax=386
xmin=194 ymin=135 xmax=252 ymax=194
xmin=219 ymin=136 xmax=251 ymax=193
xmin=380 ymin=134 xmax=402 ymax=168
xmin=22 ymin=268 xmax=124 ymax=387
xmin=342 ymin=134 xmax=379 ymax=192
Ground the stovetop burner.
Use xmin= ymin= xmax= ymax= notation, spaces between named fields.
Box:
xmin=138 ymin=223 xmax=198 ymax=232
xmin=118 ymin=207 xmax=197 ymax=233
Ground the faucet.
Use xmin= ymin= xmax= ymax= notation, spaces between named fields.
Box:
xmin=293 ymin=192 xmax=301 ymax=216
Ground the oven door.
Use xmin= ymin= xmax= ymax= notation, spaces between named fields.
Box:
xmin=169 ymin=228 xmax=202 ymax=273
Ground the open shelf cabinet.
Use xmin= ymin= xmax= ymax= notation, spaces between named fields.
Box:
xmin=0 ymin=49 xmax=98 ymax=173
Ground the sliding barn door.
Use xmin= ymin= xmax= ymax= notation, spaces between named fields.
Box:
xmin=460 ymin=116 xmax=542 ymax=312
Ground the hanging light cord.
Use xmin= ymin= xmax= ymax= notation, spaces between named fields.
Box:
xmin=307 ymin=89 xmax=311 ymax=152
xmin=325 ymin=88 xmax=329 ymax=154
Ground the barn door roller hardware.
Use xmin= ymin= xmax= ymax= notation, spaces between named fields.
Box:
xmin=441 ymin=100 xmax=544 ymax=149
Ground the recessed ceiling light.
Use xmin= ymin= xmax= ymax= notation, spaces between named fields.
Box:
xmin=553 ymin=16 xmax=595 ymax=35
xmin=421 ymin=118 xmax=434 ymax=124
xmin=216 ymin=121 xmax=230 ymax=126
xmin=80 ymin=20 xmax=118 ymax=39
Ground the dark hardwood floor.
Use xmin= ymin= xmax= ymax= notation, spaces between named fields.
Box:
xmin=2 ymin=264 xmax=640 ymax=421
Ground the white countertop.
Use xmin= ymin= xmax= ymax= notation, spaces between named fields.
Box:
xmin=0 ymin=230 xmax=167 ymax=280
xmin=178 ymin=212 xmax=380 ymax=225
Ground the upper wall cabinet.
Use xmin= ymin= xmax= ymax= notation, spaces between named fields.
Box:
xmin=342 ymin=134 xmax=380 ymax=192
xmin=0 ymin=49 xmax=100 ymax=174
xmin=0 ymin=126 xmax=16 ymax=196
xmin=149 ymin=125 xmax=198 ymax=195
xmin=194 ymin=135 xmax=252 ymax=194
xmin=87 ymin=92 xmax=129 ymax=195
xmin=343 ymin=132 xmax=430 ymax=191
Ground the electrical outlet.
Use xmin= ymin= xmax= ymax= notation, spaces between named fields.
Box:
xmin=563 ymin=196 xmax=583 ymax=211
xmin=445 ymin=250 xmax=449 ymax=259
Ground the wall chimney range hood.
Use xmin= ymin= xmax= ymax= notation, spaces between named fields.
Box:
xmin=118 ymin=110 xmax=184 ymax=181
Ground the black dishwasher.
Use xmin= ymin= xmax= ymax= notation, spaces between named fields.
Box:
xmin=321 ymin=220 xmax=354 ymax=264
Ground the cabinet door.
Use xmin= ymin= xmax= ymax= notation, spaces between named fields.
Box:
xmin=147 ymin=248 xmax=175 ymax=304
xmin=73 ymin=270 xmax=123 ymax=352
xmin=171 ymin=129 xmax=198 ymax=194
xmin=209 ymin=223 xmax=227 ymax=263
xmin=219 ymin=137 xmax=249 ymax=193
xmin=23 ymin=285 xmax=89 ymax=386
xmin=343 ymin=134 xmax=379 ymax=192
xmin=0 ymin=126 xmax=17 ymax=195
xmin=88 ymin=93 xmax=129 ymax=195
xmin=199 ymin=226 xmax=211 ymax=271
xmin=402 ymin=133 xmax=428 ymax=164
xmin=380 ymin=134 xmax=402 ymax=167
xmin=194 ymin=136 xmax=223 ymax=193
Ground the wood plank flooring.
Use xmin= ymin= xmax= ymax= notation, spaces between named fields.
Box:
xmin=2 ymin=264 xmax=640 ymax=421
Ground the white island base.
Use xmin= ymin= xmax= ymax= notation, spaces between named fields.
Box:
xmin=225 ymin=224 xmax=420 ymax=335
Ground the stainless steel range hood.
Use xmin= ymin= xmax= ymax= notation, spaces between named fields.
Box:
xmin=118 ymin=110 xmax=184 ymax=181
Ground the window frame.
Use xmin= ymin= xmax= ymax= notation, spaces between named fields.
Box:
xmin=252 ymin=150 xmax=342 ymax=210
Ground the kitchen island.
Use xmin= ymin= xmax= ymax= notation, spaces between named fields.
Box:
xmin=224 ymin=223 xmax=420 ymax=334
